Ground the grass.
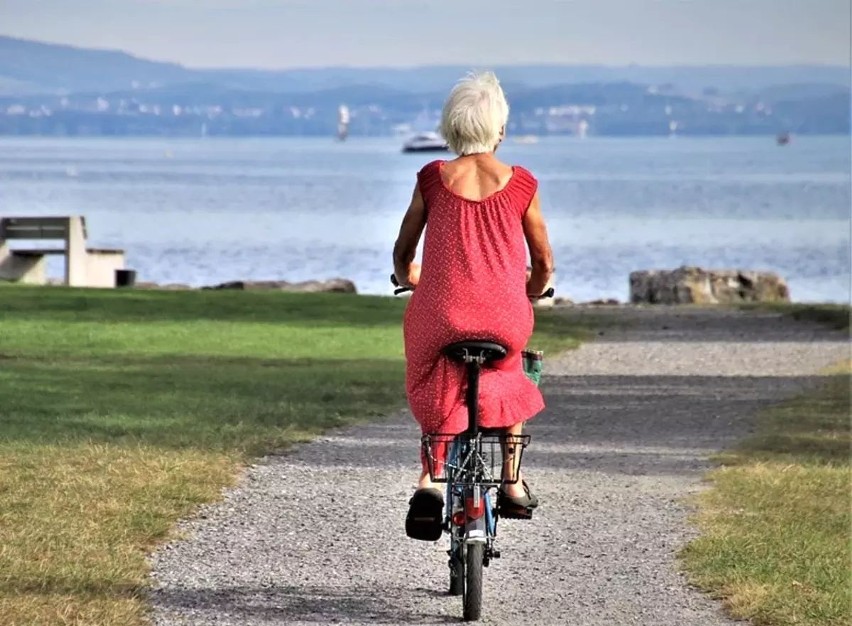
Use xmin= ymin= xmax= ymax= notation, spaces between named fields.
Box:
xmin=0 ymin=284 xmax=587 ymax=625
xmin=740 ymin=302 xmax=851 ymax=331
xmin=681 ymin=366 xmax=852 ymax=626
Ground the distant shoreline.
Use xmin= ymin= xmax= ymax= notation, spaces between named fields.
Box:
xmin=10 ymin=280 xmax=847 ymax=308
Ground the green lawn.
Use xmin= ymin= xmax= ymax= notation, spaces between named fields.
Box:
xmin=681 ymin=368 xmax=851 ymax=626
xmin=0 ymin=285 xmax=585 ymax=625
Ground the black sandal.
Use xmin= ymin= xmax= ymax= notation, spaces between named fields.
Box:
xmin=405 ymin=488 xmax=444 ymax=541
xmin=497 ymin=480 xmax=539 ymax=519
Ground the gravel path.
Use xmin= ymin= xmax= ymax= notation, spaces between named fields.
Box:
xmin=149 ymin=306 xmax=848 ymax=625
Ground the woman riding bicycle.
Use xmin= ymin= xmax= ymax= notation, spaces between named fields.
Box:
xmin=392 ymin=71 xmax=555 ymax=540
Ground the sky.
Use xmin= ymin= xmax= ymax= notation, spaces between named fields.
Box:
xmin=1 ymin=0 xmax=850 ymax=69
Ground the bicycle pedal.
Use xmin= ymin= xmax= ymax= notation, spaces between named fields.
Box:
xmin=492 ymin=550 xmax=501 ymax=558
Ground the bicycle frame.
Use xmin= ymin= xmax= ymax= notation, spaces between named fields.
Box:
xmin=445 ymin=356 xmax=500 ymax=566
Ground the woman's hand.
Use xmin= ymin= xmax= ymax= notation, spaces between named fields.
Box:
xmin=401 ymin=262 xmax=421 ymax=288
xmin=392 ymin=262 xmax=420 ymax=290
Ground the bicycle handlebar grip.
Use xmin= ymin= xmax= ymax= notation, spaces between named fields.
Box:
xmin=391 ymin=274 xmax=411 ymax=294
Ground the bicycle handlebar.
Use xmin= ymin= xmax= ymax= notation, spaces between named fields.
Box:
xmin=390 ymin=274 xmax=410 ymax=295
xmin=390 ymin=274 xmax=554 ymax=299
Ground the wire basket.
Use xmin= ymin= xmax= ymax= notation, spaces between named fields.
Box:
xmin=421 ymin=433 xmax=531 ymax=486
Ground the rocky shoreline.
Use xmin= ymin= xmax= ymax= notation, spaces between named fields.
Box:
xmin=134 ymin=278 xmax=358 ymax=294
xmin=20 ymin=265 xmax=801 ymax=306
xmin=629 ymin=266 xmax=789 ymax=305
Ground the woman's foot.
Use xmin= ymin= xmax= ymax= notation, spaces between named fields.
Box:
xmin=501 ymin=479 xmax=530 ymax=500
xmin=405 ymin=487 xmax=444 ymax=541
xmin=498 ymin=480 xmax=539 ymax=519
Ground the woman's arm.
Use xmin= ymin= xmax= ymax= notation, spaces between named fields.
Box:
xmin=392 ymin=184 xmax=427 ymax=288
xmin=522 ymin=191 xmax=555 ymax=296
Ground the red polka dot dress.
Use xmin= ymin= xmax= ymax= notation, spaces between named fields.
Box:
xmin=403 ymin=160 xmax=545 ymax=435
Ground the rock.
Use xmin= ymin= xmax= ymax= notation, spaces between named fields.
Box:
xmin=553 ymin=297 xmax=575 ymax=306
xmin=584 ymin=298 xmax=621 ymax=306
xmin=203 ymin=279 xmax=357 ymax=294
xmin=629 ymin=266 xmax=789 ymax=305
xmin=532 ymin=294 xmax=555 ymax=308
xmin=134 ymin=282 xmax=191 ymax=290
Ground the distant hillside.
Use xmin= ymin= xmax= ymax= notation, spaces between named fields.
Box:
xmin=0 ymin=36 xmax=192 ymax=94
xmin=0 ymin=36 xmax=848 ymax=138
xmin=757 ymin=83 xmax=851 ymax=104
xmin=0 ymin=35 xmax=849 ymax=96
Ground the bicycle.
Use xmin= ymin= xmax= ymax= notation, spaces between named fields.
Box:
xmin=392 ymin=275 xmax=551 ymax=622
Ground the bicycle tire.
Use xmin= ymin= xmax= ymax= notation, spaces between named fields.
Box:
xmin=449 ymin=550 xmax=464 ymax=596
xmin=463 ymin=542 xmax=484 ymax=621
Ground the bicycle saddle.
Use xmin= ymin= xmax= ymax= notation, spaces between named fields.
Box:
xmin=442 ymin=340 xmax=508 ymax=364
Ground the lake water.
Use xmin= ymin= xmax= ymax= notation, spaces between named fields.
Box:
xmin=1 ymin=135 xmax=849 ymax=303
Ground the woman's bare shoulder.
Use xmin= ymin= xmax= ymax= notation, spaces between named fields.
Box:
xmin=510 ymin=164 xmax=537 ymax=180
xmin=418 ymin=159 xmax=446 ymax=175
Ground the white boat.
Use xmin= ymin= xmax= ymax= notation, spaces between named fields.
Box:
xmin=337 ymin=104 xmax=350 ymax=141
xmin=402 ymin=131 xmax=449 ymax=153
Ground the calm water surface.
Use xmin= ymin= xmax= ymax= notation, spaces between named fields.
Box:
xmin=1 ymin=135 xmax=849 ymax=302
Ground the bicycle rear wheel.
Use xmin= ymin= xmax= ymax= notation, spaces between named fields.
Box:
xmin=449 ymin=549 xmax=464 ymax=595
xmin=463 ymin=542 xmax=483 ymax=621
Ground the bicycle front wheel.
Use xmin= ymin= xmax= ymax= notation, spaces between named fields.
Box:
xmin=463 ymin=542 xmax=483 ymax=621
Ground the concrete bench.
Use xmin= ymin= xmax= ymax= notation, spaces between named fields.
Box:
xmin=0 ymin=216 xmax=126 ymax=287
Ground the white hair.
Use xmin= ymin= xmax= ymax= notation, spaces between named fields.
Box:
xmin=440 ymin=71 xmax=509 ymax=156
